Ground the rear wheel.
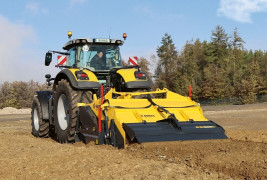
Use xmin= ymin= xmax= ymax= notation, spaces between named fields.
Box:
xmin=31 ymin=96 xmax=49 ymax=137
xmin=53 ymin=79 xmax=92 ymax=143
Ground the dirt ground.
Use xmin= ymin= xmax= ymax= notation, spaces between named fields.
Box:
xmin=0 ymin=103 xmax=266 ymax=179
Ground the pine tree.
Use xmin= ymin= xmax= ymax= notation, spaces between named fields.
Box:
xmin=178 ymin=39 xmax=203 ymax=98
xmin=229 ymin=28 xmax=245 ymax=86
xmin=210 ymin=25 xmax=229 ymax=68
xmin=201 ymin=26 xmax=232 ymax=100
xmin=155 ymin=33 xmax=179 ymax=91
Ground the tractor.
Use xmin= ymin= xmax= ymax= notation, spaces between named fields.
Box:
xmin=31 ymin=32 xmax=227 ymax=148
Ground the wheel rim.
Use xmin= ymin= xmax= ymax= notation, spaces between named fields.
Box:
xmin=33 ymin=107 xmax=39 ymax=131
xmin=57 ymin=94 xmax=69 ymax=130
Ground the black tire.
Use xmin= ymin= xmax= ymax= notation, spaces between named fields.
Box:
xmin=53 ymin=79 xmax=92 ymax=143
xmin=31 ymin=96 xmax=49 ymax=137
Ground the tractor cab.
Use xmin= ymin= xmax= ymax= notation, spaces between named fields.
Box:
xmin=44 ymin=32 xmax=153 ymax=89
xmin=44 ymin=34 xmax=126 ymax=84
xmin=63 ymin=38 xmax=124 ymax=72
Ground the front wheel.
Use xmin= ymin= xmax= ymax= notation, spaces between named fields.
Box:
xmin=31 ymin=96 xmax=49 ymax=137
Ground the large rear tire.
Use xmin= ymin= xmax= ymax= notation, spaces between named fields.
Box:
xmin=53 ymin=79 xmax=92 ymax=143
xmin=31 ymin=96 xmax=49 ymax=137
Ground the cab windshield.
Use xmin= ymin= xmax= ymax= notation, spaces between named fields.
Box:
xmin=67 ymin=44 xmax=122 ymax=71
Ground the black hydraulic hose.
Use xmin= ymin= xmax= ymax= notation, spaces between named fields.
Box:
xmin=104 ymin=99 xmax=153 ymax=109
xmin=146 ymin=95 xmax=171 ymax=115
xmin=163 ymin=105 xmax=196 ymax=108
xmin=111 ymin=104 xmax=153 ymax=109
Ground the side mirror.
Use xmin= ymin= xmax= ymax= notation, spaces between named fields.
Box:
xmin=45 ymin=52 xmax=52 ymax=66
xmin=45 ymin=74 xmax=51 ymax=79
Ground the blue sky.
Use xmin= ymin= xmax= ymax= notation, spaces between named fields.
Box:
xmin=1 ymin=0 xmax=267 ymax=83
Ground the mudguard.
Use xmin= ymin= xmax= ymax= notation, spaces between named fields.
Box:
xmin=114 ymin=68 xmax=153 ymax=89
xmin=54 ymin=69 xmax=100 ymax=90
xmin=36 ymin=91 xmax=51 ymax=120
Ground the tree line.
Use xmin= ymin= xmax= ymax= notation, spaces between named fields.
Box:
xmin=139 ymin=25 xmax=267 ymax=104
xmin=0 ymin=81 xmax=47 ymax=109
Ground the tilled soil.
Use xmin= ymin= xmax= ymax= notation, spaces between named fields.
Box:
xmin=0 ymin=103 xmax=266 ymax=179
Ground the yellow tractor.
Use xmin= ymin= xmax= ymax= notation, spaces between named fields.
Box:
xmin=31 ymin=32 xmax=227 ymax=148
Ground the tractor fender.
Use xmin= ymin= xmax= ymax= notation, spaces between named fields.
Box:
xmin=115 ymin=68 xmax=153 ymax=89
xmin=54 ymin=69 xmax=100 ymax=90
xmin=36 ymin=91 xmax=51 ymax=120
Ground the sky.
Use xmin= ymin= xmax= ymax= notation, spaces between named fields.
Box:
xmin=1 ymin=0 xmax=267 ymax=83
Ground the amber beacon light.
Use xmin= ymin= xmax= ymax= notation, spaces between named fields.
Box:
xmin=123 ymin=33 xmax=127 ymax=40
xmin=68 ymin=31 xmax=72 ymax=38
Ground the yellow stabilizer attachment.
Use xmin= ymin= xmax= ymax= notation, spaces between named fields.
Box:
xmin=79 ymin=88 xmax=227 ymax=148
xmin=103 ymin=89 xmax=225 ymax=144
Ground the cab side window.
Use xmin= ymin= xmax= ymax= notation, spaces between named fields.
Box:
xmin=68 ymin=48 xmax=75 ymax=66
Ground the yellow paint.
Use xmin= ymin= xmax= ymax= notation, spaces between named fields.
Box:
xmin=68 ymin=68 xmax=99 ymax=82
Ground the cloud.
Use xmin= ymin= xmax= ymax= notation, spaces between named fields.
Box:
xmin=0 ymin=15 xmax=50 ymax=83
xmin=217 ymin=0 xmax=267 ymax=23
xmin=25 ymin=2 xmax=49 ymax=14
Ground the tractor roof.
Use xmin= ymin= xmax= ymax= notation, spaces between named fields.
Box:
xmin=63 ymin=38 xmax=124 ymax=50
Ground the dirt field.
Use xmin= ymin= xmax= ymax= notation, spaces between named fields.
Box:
xmin=0 ymin=103 xmax=266 ymax=179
